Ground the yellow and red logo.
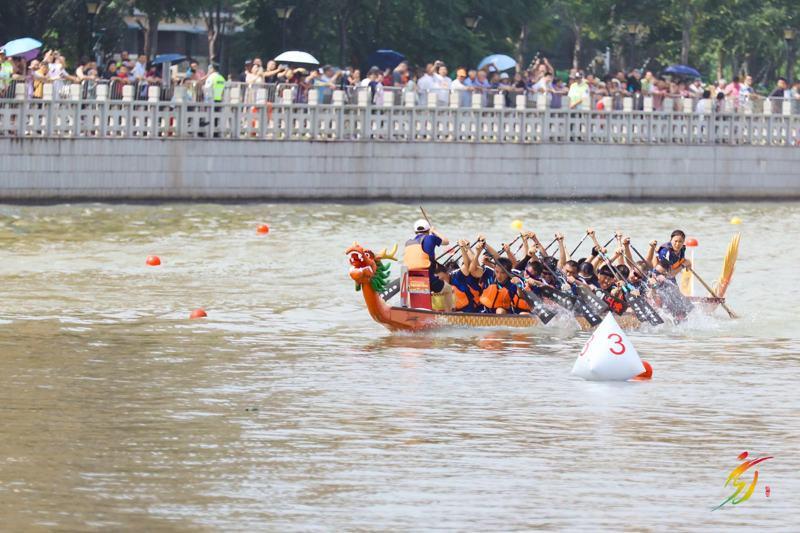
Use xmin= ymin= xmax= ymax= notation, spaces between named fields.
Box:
xmin=713 ymin=451 xmax=773 ymax=511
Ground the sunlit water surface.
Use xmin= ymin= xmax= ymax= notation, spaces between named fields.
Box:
xmin=0 ymin=201 xmax=798 ymax=530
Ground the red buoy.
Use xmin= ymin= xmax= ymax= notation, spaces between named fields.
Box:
xmin=190 ymin=308 xmax=207 ymax=319
xmin=632 ymin=360 xmax=653 ymax=381
xmin=765 ymin=485 xmax=771 ymax=497
xmin=146 ymin=255 xmax=161 ymax=266
xmin=685 ymin=237 xmax=698 ymax=247
xmin=257 ymin=224 xmax=270 ymax=234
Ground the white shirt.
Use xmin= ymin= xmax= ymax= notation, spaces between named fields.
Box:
xmin=131 ymin=61 xmax=147 ymax=80
xmin=416 ymin=74 xmax=434 ymax=92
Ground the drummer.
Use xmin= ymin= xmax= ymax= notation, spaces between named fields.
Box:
xmin=403 ymin=219 xmax=449 ymax=292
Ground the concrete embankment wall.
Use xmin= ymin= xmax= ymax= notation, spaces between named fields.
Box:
xmin=1 ymin=138 xmax=798 ymax=200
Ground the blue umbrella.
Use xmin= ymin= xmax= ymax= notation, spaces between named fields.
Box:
xmin=663 ymin=64 xmax=702 ymax=78
xmin=152 ymin=53 xmax=187 ymax=65
xmin=477 ymin=54 xmax=516 ymax=71
xmin=1 ymin=37 xmax=42 ymax=60
xmin=366 ymin=49 xmax=405 ymax=70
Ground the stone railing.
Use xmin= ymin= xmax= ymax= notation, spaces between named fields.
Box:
xmin=1 ymin=86 xmax=799 ymax=146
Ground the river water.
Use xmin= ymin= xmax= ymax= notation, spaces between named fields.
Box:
xmin=0 ymin=201 xmax=798 ymax=531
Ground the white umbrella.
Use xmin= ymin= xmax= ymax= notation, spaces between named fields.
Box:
xmin=274 ymin=50 xmax=320 ymax=66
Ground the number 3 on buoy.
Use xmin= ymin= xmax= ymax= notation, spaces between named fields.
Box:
xmin=608 ymin=333 xmax=626 ymax=355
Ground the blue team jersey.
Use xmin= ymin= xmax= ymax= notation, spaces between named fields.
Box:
xmin=657 ymin=243 xmax=686 ymax=269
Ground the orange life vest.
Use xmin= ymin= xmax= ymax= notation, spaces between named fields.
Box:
xmin=480 ymin=282 xmax=513 ymax=311
xmin=453 ymin=283 xmax=480 ymax=311
xmin=403 ymin=234 xmax=431 ymax=270
xmin=513 ymin=292 xmax=531 ymax=311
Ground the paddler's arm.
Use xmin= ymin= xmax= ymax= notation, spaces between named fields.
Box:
xmin=502 ymin=242 xmax=517 ymax=265
xmin=555 ymin=232 xmax=567 ymax=267
xmin=530 ymin=232 xmax=546 ymax=256
xmin=483 ymin=241 xmax=502 ymax=262
xmin=469 ymin=237 xmax=486 ymax=278
xmin=622 ymin=236 xmax=634 ymax=266
xmin=647 ymin=239 xmax=658 ymax=268
xmin=521 ymin=232 xmax=532 ymax=258
xmin=458 ymin=239 xmax=472 ymax=277
xmin=430 ymin=227 xmax=449 ymax=247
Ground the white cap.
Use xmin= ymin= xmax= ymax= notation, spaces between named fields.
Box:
xmin=414 ymin=219 xmax=430 ymax=233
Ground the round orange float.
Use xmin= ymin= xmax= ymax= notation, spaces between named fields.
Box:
xmin=632 ymin=360 xmax=653 ymax=381
xmin=146 ymin=255 xmax=161 ymax=266
xmin=685 ymin=237 xmax=698 ymax=247
xmin=190 ymin=308 xmax=207 ymax=319
xmin=257 ymin=224 xmax=270 ymax=235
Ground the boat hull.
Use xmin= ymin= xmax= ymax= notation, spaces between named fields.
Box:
xmin=377 ymin=296 xmax=723 ymax=332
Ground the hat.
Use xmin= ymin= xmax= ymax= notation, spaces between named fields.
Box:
xmin=367 ymin=66 xmax=381 ymax=75
xmin=575 ymin=71 xmax=583 ymax=79
xmin=414 ymin=219 xmax=430 ymax=234
xmin=500 ymin=72 xmax=509 ymax=79
xmin=244 ymin=58 xmax=253 ymax=64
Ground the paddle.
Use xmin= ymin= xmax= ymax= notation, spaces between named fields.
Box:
xmin=487 ymin=258 xmax=556 ymax=324
xmin=687 ymin=266 xmax=738 ymax=319
xmin=595 ymin=247 xmax=664 ymax=325
xmin=534 ymin=253 xmax=605 ymax=326
xmin=629 ymin=243 xmax=694 ymax=319
xmin=570 ymin=232 xmax=590 ymax=257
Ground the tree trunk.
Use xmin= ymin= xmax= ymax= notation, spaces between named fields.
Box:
xmin=337 ymin=12 xmax=348 ymax=67
xmin=143 ymin=12 xmax=160 ymax=60
xmin=680 ymin=4 xmax=692 ymax=65
xmin=516 ymin=22 xmax=528 ymax=68
xmin=716 ymin=48 xmax=724 ymax=81
xmin=572 ymin=24 xmax=582 ymax=70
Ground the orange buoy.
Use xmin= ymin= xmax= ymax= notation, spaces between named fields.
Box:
xmin=686 ymin=237 xmax=698 ymax=247
xmin=257 ymin=224 xmax=270 ymax=234
xmin=146 ymin=255 xmax=161 ymax=266
xmin=190 ymin=308 xmax=207 ymax=319
xmin=632 ymin=360 xmax=653 ymax=381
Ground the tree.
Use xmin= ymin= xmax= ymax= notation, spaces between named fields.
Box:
xmin=198 ymin=0 xmax=241 ymax=65
xmin=133 ymin=0 xmax=194 ymax=59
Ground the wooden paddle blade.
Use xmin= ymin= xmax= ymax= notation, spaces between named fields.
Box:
xmin=381 ymin=277 xmax=401 ymax=301
xmin=627 ymin=295 xmax=664 ymax=325
xmin=540 ymin=285 xmax=577 ymax=310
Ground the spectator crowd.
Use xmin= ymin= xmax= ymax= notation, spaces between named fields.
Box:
xmin=2 ymin=45 xmax=800 ymax=113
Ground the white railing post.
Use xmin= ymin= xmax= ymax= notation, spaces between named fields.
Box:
xmin=493 ymin=93 xmax=504 ymax=109
xmin=404 ymin=90 xmax=416 ymax=107
xmin=602 ymin=96 xmax=612 ymax=112
xmin=427 ymin=91 xmax=437 ymax=108
xmin=14 ymin=82 xmax=26 ymax=100
xmin=281 ymin=88 xmax=293 ymax=105
xmin=581 ymin=94 xmax=590 ymax=110
xmin=332 ymin=90 xmax=345 ymax=106
xmin=782 ymin=99 xmax=791 ymax=116
xmin=357 ymin=89 xmax=369 ymax=107
xmin=763 ymin=98 xmax=772 ymax=116
xmin=700 ymin=99 xmax=711 ymax=114
xmin=723 ymin=99 xmax=735 ymax=113
xmin=472 ymin=92 xmax=483 ymax=109
xmin=172 ymin=86 xmax=186 ymax=103
xmin=449 ymin=90 xmax=460 ymax=108
xmin=122 ymin=85 xmax=134 ymax=102
xmin=229 ymin=85 xmax=241 ymax=104
xmin=682 ymin=98 xmax=693 ymax=114
xmin=623 ymin=97 xmax=633 ymax=112
xmin=515 ymin=94 xmax=526 ymax=110
xmin=147 ymin=85 xmax=160 ymax=102
xmin=69 ymin=84 xmax=81 ymax=101
xmin=96 ymin=83 xmax=108 ymax=101
xmin=382 ymin=92 xmax=394 ymax=107
xmin=643 ymin=96 xmax=653 ymax=112
xmin=42 ymin=83 xmax=54 ymax=101
xmin=536 ymin=93 xmax=547 ymax=110
xmin=256 ymin=88 xmax=267 ymax=105
xmin=307 ymin=88 xmax=318 ymax=106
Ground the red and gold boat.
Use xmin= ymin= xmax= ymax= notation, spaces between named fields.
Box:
xmin=347 ymin=235 xmax=738 ymax=332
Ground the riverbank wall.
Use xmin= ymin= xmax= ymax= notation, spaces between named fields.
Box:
xmin=1 ymin=138 xmax=798 ymax=201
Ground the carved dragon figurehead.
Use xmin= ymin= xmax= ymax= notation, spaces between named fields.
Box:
xmin=346 ymin=242 xmax=398 ymax=291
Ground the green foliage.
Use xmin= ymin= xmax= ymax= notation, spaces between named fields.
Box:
xmin=0 ymin=0 xmax=797 ymax=85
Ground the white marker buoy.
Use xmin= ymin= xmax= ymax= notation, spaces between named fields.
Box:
xmin=572 ymin=314 xmax=646 ymax=381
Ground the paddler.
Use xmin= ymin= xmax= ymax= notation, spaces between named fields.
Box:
xmin=653 ymin=230 xmax=692 ymax=280
xmin=403 ymin=219 xmax=450 ymax=293
xmin=433 ymin=241 xmax=481 ymax=312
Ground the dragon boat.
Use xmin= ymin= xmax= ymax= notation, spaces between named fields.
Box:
xmin=347 ymin=235 xmax=739 ymax=332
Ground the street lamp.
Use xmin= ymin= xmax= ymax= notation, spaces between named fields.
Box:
xmin=275 ymin=6 xmax=295 ymax=50
xmin=86 ymin=2 xmax=101 ymax=66
xmin=463 ymin=15 xmax=482 ymax=32
xmin=785 ymin=28 xmax=796 ymax=84
xmin=624 ymin=21 xmax=644 ymax=71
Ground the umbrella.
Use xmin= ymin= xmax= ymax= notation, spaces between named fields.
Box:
xmin=274 ymin=50 xmax=319 ymax=66
xmin=477 ymin=54 xmax=516 ymax=72
xmin=663 ymin=64 xmax=702 ymax=78
xmin=366 ymin=49 xmax=405 ymax=70
xmin=152 ymin=53 xmax=186 ymax=65
xmin=1 ymin=37 xmax=42 ymax=60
